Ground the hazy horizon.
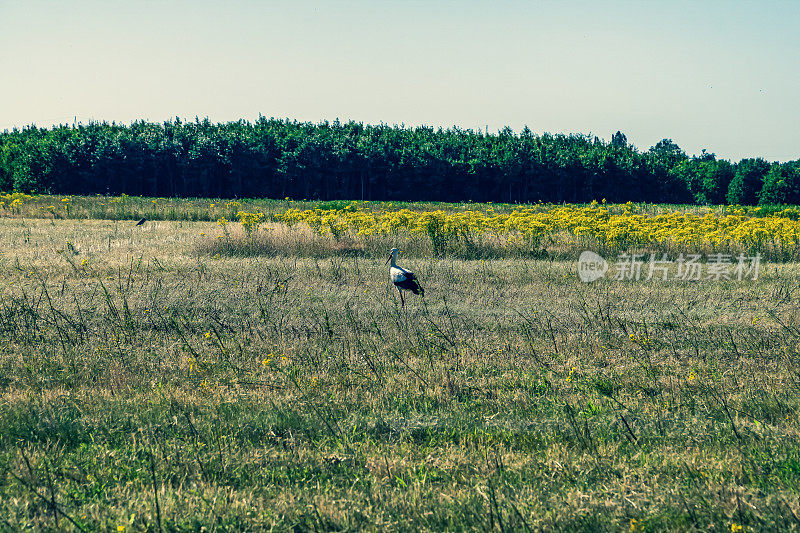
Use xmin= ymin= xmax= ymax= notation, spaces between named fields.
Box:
xmin=2 ymin=0 xmax=798 ymax=162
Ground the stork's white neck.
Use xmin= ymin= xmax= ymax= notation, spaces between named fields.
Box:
xmin=389 ymin=253 xmax=397 ymax=268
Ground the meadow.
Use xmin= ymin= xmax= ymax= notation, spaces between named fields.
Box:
xmin=1 ymin=195 xmax=800 ymax=531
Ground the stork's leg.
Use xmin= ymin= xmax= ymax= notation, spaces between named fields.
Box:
xmin=399 ymin=288 xmax=405 ymax=308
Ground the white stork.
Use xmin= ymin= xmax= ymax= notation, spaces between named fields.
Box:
xmin=385 ymin=248 xmax=424 ymax=307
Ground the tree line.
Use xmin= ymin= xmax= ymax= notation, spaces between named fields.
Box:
xmin=1 ymin=117 xmax=797 ymax=205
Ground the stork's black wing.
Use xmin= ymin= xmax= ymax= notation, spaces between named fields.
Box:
xmin=395 ymin=272 xmax=424 ymax=296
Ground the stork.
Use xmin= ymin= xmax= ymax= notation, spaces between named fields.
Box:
xmin=385 ymin=248 xmax=424 ymax=307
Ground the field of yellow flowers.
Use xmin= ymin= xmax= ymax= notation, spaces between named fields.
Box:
xmin=268 ymin=200 xmax=800 ymax=260
xmin=4 ymin=193 xmax=800 ymax=260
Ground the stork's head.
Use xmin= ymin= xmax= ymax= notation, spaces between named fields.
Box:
xmin=385 ymin=248 xmax=399 ymax=265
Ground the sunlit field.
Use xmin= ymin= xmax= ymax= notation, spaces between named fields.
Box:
xmin=1 ymin=195 xmax=800 ymax=531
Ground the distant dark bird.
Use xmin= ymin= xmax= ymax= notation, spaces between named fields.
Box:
xmin=136 ymin=217 xmax=147 ymax=226
xmin=385 ymin=248 xmax=424 ymax=307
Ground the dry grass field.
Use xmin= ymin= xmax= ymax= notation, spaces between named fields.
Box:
xmin=1 ymin=200 xmax=800 ymax=531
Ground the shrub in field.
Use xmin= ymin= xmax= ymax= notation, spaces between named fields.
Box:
xmin=237 ymin=211 xmax=265 ymax=237
xmin=0 ymin=192 xmax=32 ymax=214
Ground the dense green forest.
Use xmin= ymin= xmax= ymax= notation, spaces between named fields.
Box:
xmin=1 ymin=117 xmax=797 ymax=204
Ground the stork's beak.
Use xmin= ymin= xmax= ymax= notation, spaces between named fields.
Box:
xmin=384 ymin=254 xmax=391 ymax=265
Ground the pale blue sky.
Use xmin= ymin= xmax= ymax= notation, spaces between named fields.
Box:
xmin=1 ymin=1 xmax=798 ymax=161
